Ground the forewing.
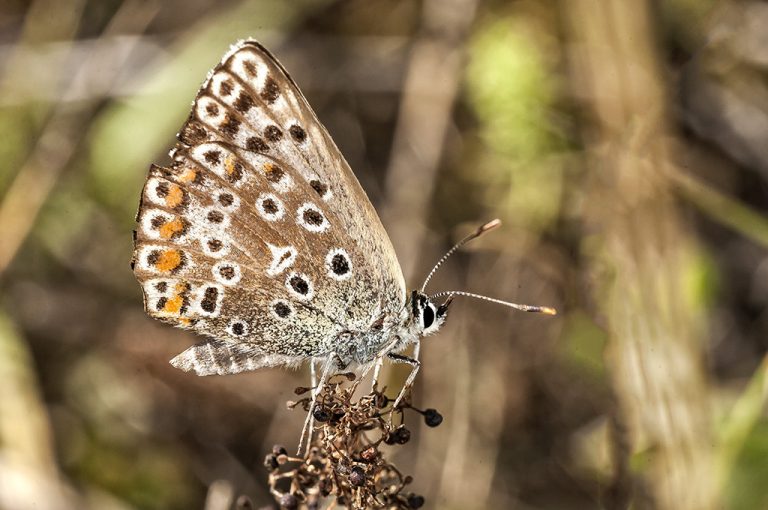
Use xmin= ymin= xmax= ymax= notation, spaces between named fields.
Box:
xmin=132 ymin=40 xmax=405 ymax=373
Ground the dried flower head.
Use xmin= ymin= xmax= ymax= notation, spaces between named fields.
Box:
xmin=265 ymin=374 xmax=440 ymax=509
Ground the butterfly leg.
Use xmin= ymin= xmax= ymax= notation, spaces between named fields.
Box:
xmin=371 ymin=357 xmax=384 ymax=391
xmin=310 ymin=358 xmax=318 ymax=388
xmin=298 ymin=354 xmax=336 ymax=455
xmin=389 ymin=343 xmax=422 ymax=414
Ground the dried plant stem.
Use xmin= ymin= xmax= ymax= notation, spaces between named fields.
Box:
xmin=562 ymin=0 xmax=717 ymax=508
xmin=670 ymin=169 xmax=768 ymax=249
xmin=381 ymin=0 xmax=480 ymax=279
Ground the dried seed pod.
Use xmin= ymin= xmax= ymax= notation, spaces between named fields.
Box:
xmin=264 ymin=454 xmax=279 ymax=471
xmin=360 ymin=446 xmax=378 ymax=462
xmin=424 ymin=408 xmax=443 ymax=427
xmin=395 ymin=426 xmax=411 ymax=444
xmin=279 ymin=493 xmax=298 ymax=510
xmin=407 ymin=494 xmax=425 ymax=508
xmin=270 ymin=377 xmax=438 ymax=508
xmin=349 ymin=466 xmax=366 ymax=487
xmin=313 ymin=408 xmax=331 ymax=422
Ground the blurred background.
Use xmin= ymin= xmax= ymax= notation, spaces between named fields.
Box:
xmin=1 ymin=0 xmax=767 ymax=508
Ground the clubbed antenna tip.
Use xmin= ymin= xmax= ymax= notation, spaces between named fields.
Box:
xmin=430 ymin=291 xmax=557 ymax=316
xmin=478 ymin=218 xmax=501 ymax=233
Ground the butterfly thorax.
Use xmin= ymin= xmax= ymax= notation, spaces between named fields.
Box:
xmin=327 ymin=290 xmax=448 ymax=369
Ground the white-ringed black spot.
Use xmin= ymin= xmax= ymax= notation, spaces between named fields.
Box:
xmin=265 ymin=165 xmax=284 ymax=183
xmin=150 ymin=215 xmax=165 ymax=229
xmin=233 ymin=91 xmax=255 ymax=113
xmin=243 ymin=59 xmax=258 ymax=77
xmin=207 ymin=210 xmax=225 ymax=223
xmin=290 ymin=275 xmax=309 ymax=294
xmin=219 ymin=79 xmax=233 ymax=96
xmin=204 ymin=150 xmax=221 ymax=165
xmin=285 ymin=272 xmax=313 ymax=300
xmin=218 ymin=193 xmax=234 ymax=207
xmin=205 ymin=103 xmax=220 ymax=117
xmin=303 ymin=208 xmax=323 ymax=226
xmin=146 ymin=250 xmax=160 ymax=266
xmin=289 ymin=124 xmax=307 ymax=143
xmin=263 ymin=199 xmax=278 ymax=214
xmin=272 ymin=300 xmax=292 ymax=320
xmin=256 ymin=193 xmax=284 ymax=221
xmin=296 ymin=203 xmax=328 ymax=232
xmin=264 ymin=125 xmax=282 ymax=142
xmin=200 ymin=287 xmax=219 ymax=313
xmin=309 ymin=180 xmax=329 ymax=199
xmin=332 ymin=254 xmax=350 ymax=275
xmin=228 ymin=320 xmax=248 ymax=337
xmin=326 ymin=248 xmax=353 ymax=281
xmin=212 ymin=260 xmax=241 ymax=285
xmin=201 ymin=236 xmax=229 ymax=258
xmin=261 ymin=76 xmax=280 ymax=103
xmin=155 ymin=181 xmax=169 ymax=197
xmin=246 ymin=136 xmax=268 ymax=152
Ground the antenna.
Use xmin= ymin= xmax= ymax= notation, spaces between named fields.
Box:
xmin=421 ymin=219 xmax=501 ymax=292
xmin=430 ymin=291 xmax=556 ymax=315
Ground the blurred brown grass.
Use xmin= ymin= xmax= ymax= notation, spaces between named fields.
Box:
xmin=1 ymin=0 xmax=768 ymax=509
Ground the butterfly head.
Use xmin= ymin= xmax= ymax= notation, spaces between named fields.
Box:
xmin=409 ymin=219 xmax=556 ymax=340
xmin=410 ymin=290 xmax=453 ymax=337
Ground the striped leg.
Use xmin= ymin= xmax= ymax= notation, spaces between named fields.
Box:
xmin=297 ymin=354 xmax=335 ymax=455
xmin=389 ymin=340 xmax=422 ymax=413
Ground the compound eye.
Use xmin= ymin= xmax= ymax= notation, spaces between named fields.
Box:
xmin=422 ymin=304 xmax=435 ymax=329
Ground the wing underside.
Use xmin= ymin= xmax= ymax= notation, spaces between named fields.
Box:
xmin=132 ymin=40 xmax=405 ymax=373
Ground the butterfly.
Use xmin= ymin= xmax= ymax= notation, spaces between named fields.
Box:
xmin=131 ymin=39 xmax=555 ymax=409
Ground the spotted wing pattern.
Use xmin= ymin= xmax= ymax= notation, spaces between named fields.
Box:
xmin=132 ymin=40 xmax=406 ymax=375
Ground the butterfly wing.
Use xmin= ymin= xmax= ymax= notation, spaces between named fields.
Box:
xmin=132 ymin=40 xmax=406 ymax=375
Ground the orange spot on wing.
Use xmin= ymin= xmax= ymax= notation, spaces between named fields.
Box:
xmin=225 ymin=156 xmax=237 ymax=175
xmin=165 ymin=184 xmax=184 ymax=208
xmin=163 ymin=295 xmax=183 ymax=314
xmin=179 ymin=168 xmax=197 ymax=183
xmin=159 ymin=217 xmax=184 ymax=239
xmin=156 ymin=249 xmax=182 ymax=272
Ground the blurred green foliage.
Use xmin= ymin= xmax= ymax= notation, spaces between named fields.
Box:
xmin=466 ymin=15 xmax=565 ymax=230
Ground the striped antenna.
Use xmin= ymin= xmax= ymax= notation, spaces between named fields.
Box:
xmin=420 ymin=219 xmax=501 ymax=292
xmin=429 ymin=291 xmax=556 ymax=315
